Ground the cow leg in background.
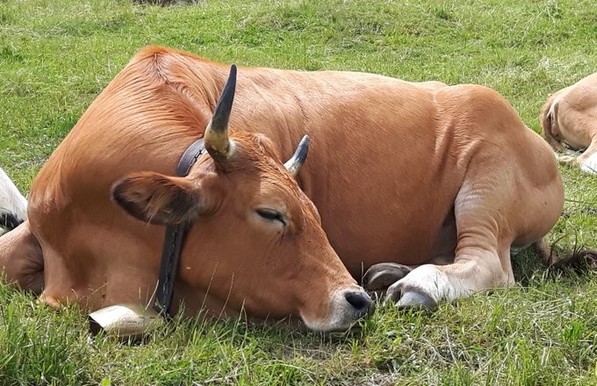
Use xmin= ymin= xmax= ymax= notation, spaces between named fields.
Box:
xmin=0 ymin=167 xmax=28 ymax=234
xmin=0 ymin=221 xmax=44 ymax=293
xmin=578 ymin=139 xmax=597 ymax=174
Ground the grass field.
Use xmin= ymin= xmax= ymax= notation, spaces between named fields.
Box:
xmin=0 ymin=0 xmax=596 ymax=384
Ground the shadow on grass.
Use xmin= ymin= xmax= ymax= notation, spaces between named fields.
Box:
xmin=512 ymin=245 xmax=596 ymax=287
xmin=133 ymin=0 xmax=204 ymax=5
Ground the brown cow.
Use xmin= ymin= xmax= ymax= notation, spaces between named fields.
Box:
xmin=0 ymin=46 xmax=563 ymax=332
xmin=540 ymin=72 xmax=597 ymax=174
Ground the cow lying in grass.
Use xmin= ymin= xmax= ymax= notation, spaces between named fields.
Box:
xmin=0 ymin=46 xmax=565 ymax=335
xmin=0 ymin=167 xmax=27 ymax=236
xmin=541 ymin=72 xmax=597 ymax=174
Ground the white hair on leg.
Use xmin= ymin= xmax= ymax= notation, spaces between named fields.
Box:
xmin=0 ymin=167 xmax=27 ymax=233
xmin=580 ymin=151 xmax=597 ymax=174
xmin=387 ymin=264 xmax=469 ymax=308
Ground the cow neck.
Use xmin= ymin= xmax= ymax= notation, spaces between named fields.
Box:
xmin=154 ymin=137 xmax=206 ymax=319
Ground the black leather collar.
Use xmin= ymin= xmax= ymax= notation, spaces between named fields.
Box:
xmin=154 ymin=138 xmax=205 ymax=318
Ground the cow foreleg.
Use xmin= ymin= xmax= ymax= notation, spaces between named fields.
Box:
xmin=383 ymin=173 xmax=525 ymax=310
xmin=0 ymin=221 xmax=44 ymax=294
xmin=384 ymin=247 xmax=511 ymax=311
xmin=555 ymin=150 xmax=581 ymax=166
xmin=554 ymin=139 xmax=597 ymax=174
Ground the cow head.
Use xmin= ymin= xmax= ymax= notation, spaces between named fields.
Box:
xmin=111 ymin=66 xmax=372 ymax=331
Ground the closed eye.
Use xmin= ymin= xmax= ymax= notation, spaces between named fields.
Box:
xmin=256 ymin=208 xmax=287 ymax=226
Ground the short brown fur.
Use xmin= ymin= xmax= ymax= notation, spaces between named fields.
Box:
xmin=0 ymin=46 xmax=564 ymax=328
xmin=540 ymin=72 xmax=597 ymax=173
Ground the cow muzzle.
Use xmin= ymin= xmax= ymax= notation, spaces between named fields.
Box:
xmin=88 ymin=304 xmax=163 ymax=339
xmin=301 ymin=287 xmax=374 ymax=331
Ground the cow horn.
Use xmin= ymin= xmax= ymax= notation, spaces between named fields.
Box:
xmin=205 ymin=65 xmax=237 ymax=162
xmin=88 ymin=304 xmax=163 ymax=339
xmin=284 ymin=135 xmax=310 ymax=177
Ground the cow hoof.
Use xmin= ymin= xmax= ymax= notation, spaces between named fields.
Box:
xmin=88 ymin=304 xmax=163 ymax=339
xmin=362 ymin=263 xmax=413 ymax=292
xmin=556 ymin=154 xmax=577 ymax=165
xmin=388 ymin=288 xmax=437 ymax=312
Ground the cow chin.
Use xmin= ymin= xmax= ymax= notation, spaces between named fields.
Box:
xmin=299 ymin=287 xmax=373 ymax=332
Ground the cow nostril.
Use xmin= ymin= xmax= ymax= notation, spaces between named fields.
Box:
xmin=344 ymin=291 xmax=373 ymax=315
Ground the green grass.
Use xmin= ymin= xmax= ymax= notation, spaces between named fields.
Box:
xmin=0 ymin=0 xmax=596 ymax=384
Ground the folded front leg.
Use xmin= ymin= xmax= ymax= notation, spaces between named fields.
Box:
xmin=384 ymin=247 xmax=510 ymax=311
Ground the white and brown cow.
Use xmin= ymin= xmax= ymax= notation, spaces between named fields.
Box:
xmin=541 ymin=72 xmax=597 ymax=174
xmin=0 ymin=46 xmax=563 ymax=332
xmin=0 ymin=167 xmax=27 ymax=235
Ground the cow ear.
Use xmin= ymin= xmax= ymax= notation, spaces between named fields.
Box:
xmin=112 ymin=172 xmax=202 ymax=225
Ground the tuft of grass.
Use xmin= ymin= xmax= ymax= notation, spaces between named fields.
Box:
xmin=0 ymin=283 xmax=93 ymax=385
xmin=0 ymin=0 xmax=596 ymax=384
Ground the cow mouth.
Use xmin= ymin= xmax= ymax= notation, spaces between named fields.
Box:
xmin=299 ymin=288 xmax=374 ymax=331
